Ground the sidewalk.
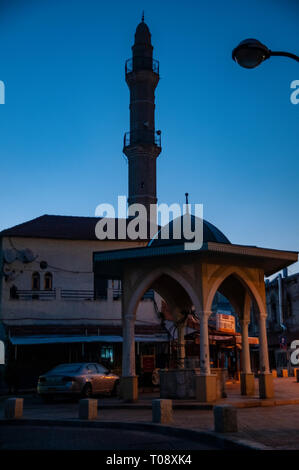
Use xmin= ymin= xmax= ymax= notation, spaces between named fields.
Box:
xmin=1 ymin=377 xmax=299 ymax=450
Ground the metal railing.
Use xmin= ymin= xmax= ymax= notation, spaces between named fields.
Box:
xmin=61 ymin=290 xmax=96 ymax=301
xmin=12 ymin=288 xmax=154 ymax=302
xmin=123 ymin=130 xmax=161 ymax=148
xmin=125 ymin=57 xmax=159 ymax=75
xmin=14 ymin=290 xmax=56 ymax=301
xmin=113 ymin=288 xmax=154 ymax=301
xmin=13 ymin=289 xmax=106 ymax=301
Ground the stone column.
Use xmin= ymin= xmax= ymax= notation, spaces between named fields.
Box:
xmin=177 ymin=323 xmax=186 ymax=369
xmin=240 ymin=319 xmax=255 ymax=395
xmin=200 ymin=311 xmax=210 ymax=375
xmin=121 ymin=312 xmax=138 ymax=402
xmin=258 ymin=313 xmax=274 ymax=398
xmin=196 ymin=311 xmax=217 ymax=402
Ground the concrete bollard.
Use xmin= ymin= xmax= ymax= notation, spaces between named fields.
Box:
xmin=152 ymin=399 xmax=173 ymax=424
xmin=79 ymin=399 xmax=98 ymax=420
xmin=213 ymin=405 xmax=238 ymax=433
xmin=5 ymin=398 xmax=23 ymax=419
xmin=271 ymin=370 xmax=277 ymax=378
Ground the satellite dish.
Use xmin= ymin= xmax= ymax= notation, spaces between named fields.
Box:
xmin=4 ymin=271 xmax=17 ymax=282
xmin=22 ymin=249 xmax=36 ymax=263
xmin=16 ymin=249 xmax=36 ymax=263
xmin=3 ymin=249 xmax=16 ymax=264
xmin=16 ymin=251 xmax=26 ymax=262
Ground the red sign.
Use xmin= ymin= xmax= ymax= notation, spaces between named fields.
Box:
xmin=141 ymin=355 xmax=155 ymax=372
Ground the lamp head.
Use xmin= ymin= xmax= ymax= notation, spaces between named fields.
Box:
xmin=232 ymin=39 xmax=271 ymax=69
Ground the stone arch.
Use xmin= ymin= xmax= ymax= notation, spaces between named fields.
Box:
xmin=205 ymin=265 xmax=265 ymax=316
xmin=127 ymin=266 xmax=201 ymax=319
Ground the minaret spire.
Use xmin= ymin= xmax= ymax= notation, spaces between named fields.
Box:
xmin=141 ymin=10 xmax=144 ymax=22
xmin=123 ymin=20 xmax=161 ymax=220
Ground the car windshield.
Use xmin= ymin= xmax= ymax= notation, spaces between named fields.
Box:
xmin=51 ymin=364 xmax=82 ymax=374
xmin=96 ymin=364 xmax=108 ymax=374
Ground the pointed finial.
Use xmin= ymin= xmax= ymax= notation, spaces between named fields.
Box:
xmin=185 ymin=193 xmax=190 ymax=214
xmin=142 ymin=10 xmax=144 ymax=22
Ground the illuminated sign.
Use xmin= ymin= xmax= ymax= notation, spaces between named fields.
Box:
xmin=216 ymin=313 xmax=236 ymax=333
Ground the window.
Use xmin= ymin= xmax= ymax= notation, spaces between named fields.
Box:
xmin=10 ymin=285 xmax=18 ymax=299
xmin=94 ymin=276 xmax=108 ymax=300
xmin=32 ymin=272 xmax=40 ymax=290
xmin=96 ymin=363 xmax=109 ymax=374
xmin=44 ymin=272 xmax=53 ymax=290
xmin=101 ymin=346 xmax=113 ymax=363
xmin=86 ymin=364 xmax=97 ymax=374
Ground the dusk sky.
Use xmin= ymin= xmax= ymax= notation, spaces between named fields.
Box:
xmin=0 ymin=0 xmax=298 ymax=274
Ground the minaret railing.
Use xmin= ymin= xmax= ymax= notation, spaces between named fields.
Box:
xmin=125 ymin=57 xmax=159 ymax=75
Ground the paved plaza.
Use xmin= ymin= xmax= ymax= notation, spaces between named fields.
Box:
xmin=1 ymin=378 xmax=299 ymax=450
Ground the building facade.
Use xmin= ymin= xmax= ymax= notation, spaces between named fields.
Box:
xmin=265 ymin=270 xmax=299 ymax=373
xmin=0 ymin=215 xmax=168 ymax=389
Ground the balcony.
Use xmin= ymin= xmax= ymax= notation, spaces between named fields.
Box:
xmin=11 ymin=289 xmax=106 ymax=301
xmin=113 ymin=288 xmax=154 ymax=301
xmin=10 ymin=288 xmax=155 ymax=302
xmin=123 ymin=130 xmax=161 ymax=149
xmin=125 ymin=57 xmax=159 ymax=75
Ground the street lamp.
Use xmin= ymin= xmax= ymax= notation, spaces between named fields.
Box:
xmin=232 ymin=38 xmax=299 ymax=69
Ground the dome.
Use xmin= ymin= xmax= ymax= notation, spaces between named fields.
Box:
xmin=148 ymin=214 xmax=231 ymax=247
xmin=135 ymin=21 xmax=151 ymax=45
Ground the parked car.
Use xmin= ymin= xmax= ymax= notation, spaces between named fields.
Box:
xmin=37 ymin=362 xmax=119 ymax=401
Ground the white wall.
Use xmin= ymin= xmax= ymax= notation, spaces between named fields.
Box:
xmin=1 ymin=236 xmax=161 ymax=327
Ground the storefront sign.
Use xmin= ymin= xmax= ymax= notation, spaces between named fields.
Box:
xmin=216 ymin=313 xmax=236 ymax=333
xmin=141 ymin=355 xmax=155 ymax=372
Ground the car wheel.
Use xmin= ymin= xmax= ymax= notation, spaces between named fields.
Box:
xmin=81 ymin=383 xmax=92 ymax=398
xmin=111 ymin=380 xmax=120 ymax=397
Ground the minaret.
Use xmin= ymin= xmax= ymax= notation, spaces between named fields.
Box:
xmin=123 ymin=16 xmax=161 ymax=220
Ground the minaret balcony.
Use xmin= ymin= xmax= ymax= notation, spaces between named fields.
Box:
xmin=123 ymin=130 xmax=161 ymax=150
xmin=125 ymin=57 xmax=159 ymax=75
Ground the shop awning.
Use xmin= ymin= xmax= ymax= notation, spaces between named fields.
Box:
xmin=9 ymin=334 xmax=169 ymax=345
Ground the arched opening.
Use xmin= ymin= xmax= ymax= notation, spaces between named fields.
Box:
xmin=122 ymin=268 xmax=201 ymax=397
xmin=32 ymin=272 xmax=40 ymax=291
xmin=134 ymin=271 xmax=197 ymax=375
xmin=205 ymin=269 xmax=271 ymax=398
xmin=207 ymin=273 xmax=252 ymax=382
xmin=44 ymin=272 xmax=53 ymax=291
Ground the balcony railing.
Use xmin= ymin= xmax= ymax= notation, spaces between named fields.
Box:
xmin=14 ymin=290 xmax=56 ymax=301
xmin=12 ymin=289 xmax=106 ymax=301
xmin=123 ymin=130 xmax=161 ymax=148
xmin=61 ymin=290 xmax=97 ymax=301
xmin=11 ymin=288 xmax=154 ymax=302
xmin=125 ymin=57 xmax=159 ymax=75
xmin=113 ymin=288 xmax=154 ymax=301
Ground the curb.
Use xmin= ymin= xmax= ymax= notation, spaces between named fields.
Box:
xmin=0 ymin=418 xmax=271 ymax=450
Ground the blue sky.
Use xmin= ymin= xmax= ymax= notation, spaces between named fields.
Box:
xmin=0 ymin=0 xmax=298 ymax=274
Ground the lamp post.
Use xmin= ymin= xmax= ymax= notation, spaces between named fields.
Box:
xmin=232 ymin=39 xmax=299 ymax=69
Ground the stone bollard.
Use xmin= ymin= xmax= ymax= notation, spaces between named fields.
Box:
xmin=5 ymin=398 xmax=23 ymax=419
xmin=152 ymin=399 xmax=173 ymax=424
xmin=79 ymin=399 xmax=98 ymax=420
xmin=213 ymin=405 xmax=238 ymax=433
